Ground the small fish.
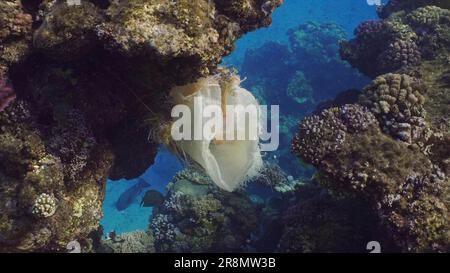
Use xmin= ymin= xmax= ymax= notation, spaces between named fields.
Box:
xmin=115 ymin=178 xmax=150 ymax=211
xmin=140 ymin=190 xmax=165 ymax=208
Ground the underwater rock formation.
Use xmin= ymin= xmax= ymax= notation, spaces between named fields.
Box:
xmin=293 ymin=0 xmax=450 ymax=252
xmin=0 ymin=0 xmax=282 ymax=252
xmin=341 ymin=4 xmax=450 ymax=77
xmin=150 ymin=168 xmax=258 ymax=252
xmin=378 ymin=0 xmax=450 ymax=19
xmin=0 ymin=0 xmax=33 ymax=78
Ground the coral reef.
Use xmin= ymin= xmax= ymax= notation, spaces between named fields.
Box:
xmin=99 ymin=231 xmax=155 ymax=253
xmin=251 ymin=162 xmax=303 ymax=194
xmin=278 ymin=182 xmax=380 ymax=253
xmin=32 ymin=193 xmax=57 ymax=218
xmin=0 ymin=0 xmax=33 ymax=78
xmin=150 ymin=169 xmax=258 ymax=252
xmin=377 ymin=40 xmax=422 ymax=74
xmin=240 ymin=21 xmax=367 ymax=178
xmin=0 ymin=0 xmax=282 ymax=252
xmin=288 ymin=22 xmax=347 ymax=63
xmin=293 ymin=103 xmax=449 ymax=251
xmin=379 ymin=0 xmax=450 ymax=19
xmin=359 ymin=73 xmax=429 ymax=144
xmin=341 ymin=4 xmax=450 ymax=77
xmin=292 ymin=2 xmax=450 ymax=251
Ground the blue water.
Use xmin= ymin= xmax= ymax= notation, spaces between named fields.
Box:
xmin=101 ymin=0 xmax=386 ymax=235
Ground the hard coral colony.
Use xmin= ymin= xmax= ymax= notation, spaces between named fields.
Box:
xmin=0 ymin=0 xmax=448 ymax=254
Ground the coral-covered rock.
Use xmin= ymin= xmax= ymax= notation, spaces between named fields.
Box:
xmin=407 ymin=5 xmax=450 ymax=28
xmin=341 ymin=19 xmax=419 ymax=77
xmin=292 ymin=104 xmax=379 ymax=165
xmin=342 ymin=3 xmax=450 ymax=77
xmin=378 ymin=40 xmax=422 ymax=74
xmin=0 ymin=0 xmax=283 ymax=252
xmin=288 ymin=22 xmax=347 ymax=63
xmin=0 ymin=100 xmax=113 ymax=252
xmin=150 ymin=169 xmax=258 ymax=252
xmin=292 ymin=103 xmax=450 ymax=252
xmin=359 ymin=73 xmax=429 ymax=144
xmin=96 ymin=0 xmax=282 ymax=79
xmin=379 ymin=0 xmax=450 ymax=19
xmin=278 ymin=182 xmax=380 ymax=253
xmin=354 ymin=20 xmax=384 ymax=39
xmin=33 ymin=1 xmax=103 ymax=60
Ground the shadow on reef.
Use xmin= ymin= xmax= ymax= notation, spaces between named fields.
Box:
xmin=0 ymin=0 xmax=283 ymax=252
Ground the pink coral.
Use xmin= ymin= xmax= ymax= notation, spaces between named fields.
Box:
xmin=0 ymin=79 xmax=15 ymax=112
